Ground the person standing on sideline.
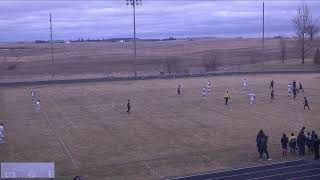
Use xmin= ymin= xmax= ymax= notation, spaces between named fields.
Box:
xmin=270 ymin=80 xmax=274 ymax=90
xmin=299 ymin=82 xmax=304 ymax=93
xmin=306 ymin=132 xmax=313 ymax=155
xmin=126 ymin=99 xmax=131 ymax=113
xmin=313 ymin=135 xmax=320 ymax=160
xmin=289 ymin=133 xmax=297 ymax=155
xmin=297 ymin=131 xmax=307 ymax=156
xmin=270 ymin=89 xmax=275 ymax=102
xmin=257 ymin=130 xmax=264 ymax=156
xmin=36 ymin=100 xmax=40 ymax=112
xmin=0 ymin=123 xmax=4 ymax=144
xmin=177 ymin=84 xmax=181 ymax=95
xmin=311 ymin=131 xmax=317 ymax=154
xmin=257 ymin=130 xmax=271 ymax=161
xmin=224 ymin=91 xmax=231 ymax=105
xmin=304 ymin=97 xmax=310 ymax=110
xmin=281 ymin=134 xmax=289 ymax=157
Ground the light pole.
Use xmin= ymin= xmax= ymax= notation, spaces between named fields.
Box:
xmin=49 ymin=13 xmax=54 ymax=79
xmin=126 ymin=0 xmax=142 ymax=77
xmin=262 ymin=2 xmax=265 ymax=70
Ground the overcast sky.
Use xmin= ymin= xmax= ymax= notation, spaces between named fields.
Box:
xmin=0 ymin=0 xmax=319 ymax=42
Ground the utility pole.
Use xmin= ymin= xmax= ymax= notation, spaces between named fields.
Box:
xmin=126 ymin=0 xmax=142 ymax=77
xmin=262 ymin=2 xmax=265 ymax=70
xmin=50 ymin=13 xmax=54 ymax=78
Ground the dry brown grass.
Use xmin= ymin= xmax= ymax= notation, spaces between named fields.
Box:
xmin=0 ymin=73 xmax=320 ymax=179
xmin=1 ymin=38 xmax=320 ymax=82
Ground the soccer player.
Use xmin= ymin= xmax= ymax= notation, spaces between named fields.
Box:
xmin=202 ymin=86 xmax=207 ymax=97
xmin=0 ymin=123 xmax=4 ymax=144
xmin=248 ymin=91 xmax=255 ymax=104
xmin=270 ymin=89 xmax=275 ymax=101
xmin=243 ymin=78 xmax=248 ymax=88
xmin=292 ymin=80 xmax=297 ymax=90
xmin=207 ymin=81 xmax=211 ymax=94
xmin=127 ymin=99 xmax=131 ymax=113
xmin=298 ymin=82 xmax=304 ymax=93
xmin=31 ymin=89 xmax=36 ymax=99
xmin=270 ymin=80 xmax=274 ymax=90
xmin=224 ymin=91 xmax=231 ymax=105
xmin=293 ymin=87 xmax=298 ymax=100
xmin=288 ymin=83 xmax=292 ymax=97
xmin=36 ymin=100 xmax=41 ymax=112
xmin=177 ymin=84 xmax=181 ymax=95
xmin=304 ymin=97 xmax=310 ymax=110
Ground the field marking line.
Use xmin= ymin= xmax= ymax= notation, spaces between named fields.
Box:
xmin=213 ymin=163 xmax=313 ymax=179
xmin=288 ymin=173 xmax=320 ymax=180
xmin=42 ymin=111 xmax=80 ymax=168
xmin=168 ymin=159 xmax=305 ymax=180
xmin=48 ymin=90 xmax=77 ymax=129
xmin=247 ymin=167 xmax=320 ymax=180
xmin=143 ymin=161 xmax=165 ymax=180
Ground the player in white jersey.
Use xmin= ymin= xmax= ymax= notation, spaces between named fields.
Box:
xmin=0 ymin=123 xmax=4 ymax=144
xmin=202 ymin=86 xmax=207 ymax=97
xmin=36 ymin=100 xmax=41 ymax=112
xmin=31 ymin=89 xmax=36 ymax=99
xmin=243 ymin=78 xmax=248 ymax=88
xmin=207 ymin=81 xmax=211 ymax=94
xmin=249 ymin=91 xmax=256 ymax=104
xmin=288 ymin=83 xmax=293 ymax=97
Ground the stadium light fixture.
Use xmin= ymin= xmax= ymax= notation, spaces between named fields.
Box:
xmin=126 ymin=0 xmax=142 ymax=77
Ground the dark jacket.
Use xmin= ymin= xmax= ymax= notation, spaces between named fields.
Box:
xmin=281 ymin=136 xmax=289 ymax=149
xmin=314 ymin=138 xmax=320 ymax=152
xmin=297 ymin=133 xmax=307 ymax=146
xmin=258 ymin=135 xmax=268 ymax=152
xmin=256 ymin=130 xmax=265 ymax=148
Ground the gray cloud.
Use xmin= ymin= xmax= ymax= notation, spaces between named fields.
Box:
xmin=0 ymin=1 xmax=319 ymax=42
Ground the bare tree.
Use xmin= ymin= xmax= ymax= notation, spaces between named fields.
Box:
xmin=203 ymin=53 xmax=217 ymax=72
xmin=292 ymin=3 xmax=316 ymax=64
xmin=308 ymin=21 xmax=319 ymax=41
xmin=280 ymin=36 xmax=287 ymax=63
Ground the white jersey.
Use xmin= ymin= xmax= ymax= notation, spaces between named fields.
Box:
xmin=0 ymin=126 xmax=4 ymax=142
xmin=288 ymin=84 xmax=292 ymax=93
xmin=31 ymin=89 xmax=36 ymax=97
xmin=249 ymin=92 xmax=255 ymax=104
xmin=202 ymin=87 xmax=207 ymax=96
xmin=249 ymin=92 xmax=255 ymax=100
xmin=243 ymin=79 xmax=248 ymax=87
xmin=207 ymin=82 xmax=211 ymax=92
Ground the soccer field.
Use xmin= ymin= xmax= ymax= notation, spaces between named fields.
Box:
xmin=0 ymin=73 xmax=320 ymax=180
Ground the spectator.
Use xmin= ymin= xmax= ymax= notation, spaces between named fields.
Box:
xmin=281 ymin=134 xmax=289 ymax=157
xmin=313 ymin=135 xmax=320 ymax=160
xmin=297 ymin=131 xmax=307 ymax=156
xmin=289 ymin=133 xmax=297 ymax=155
xmin=257 ymin=130 xmax=271 ymax=161
xmin=311 ymin=131 xmax=317 ymax=154
xmin=306 ymin=132 xmax=313 ymax=155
